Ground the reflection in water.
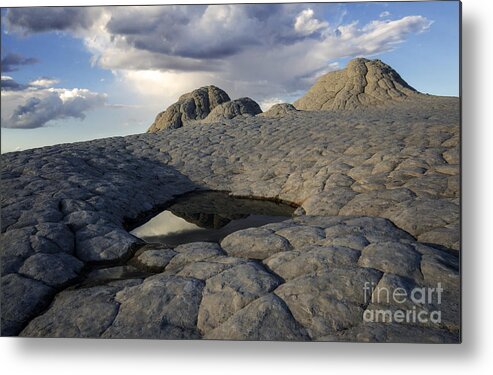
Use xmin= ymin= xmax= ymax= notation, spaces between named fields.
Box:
xmin=132 ymin=210 xmax=205 ymax=237
xmin=131 ymin=191 xmax=296 ymax=246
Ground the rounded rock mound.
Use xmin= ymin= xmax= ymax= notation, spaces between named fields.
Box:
xmin=202 ymin=97 xmax=262 ymax=123
xmin=260 ymin=103 xmax=298 ymax=118
xmin=148 ymin=85 xmax=231 ymax=132
xmin=293 ymin=58 xmax=420 ymax=111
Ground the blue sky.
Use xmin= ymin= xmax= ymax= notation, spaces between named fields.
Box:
xmin=1 ymin=2 xmax=460 ymax=153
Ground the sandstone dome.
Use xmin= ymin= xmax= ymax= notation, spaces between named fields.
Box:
xmin=148 ymin=87 xmax=264 ymax=132
xmin=202 ymin=97 xmax=262 ymax=123
xmin=293 ymin=58 xmax=420 ymax=111
xmin=260 ymin=103 xmax=298 ymax=118
xmin=148 ymin=85 xmax=231 ymax=132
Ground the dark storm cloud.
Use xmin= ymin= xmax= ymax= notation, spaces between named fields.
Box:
xmin=103 ymin=4 xmax=316 ymax=61
xmin=1 ymin=53 xmax=38 ymax=73
xmin=1 ymin=76 xmax=28 ymax=91
xmin=4 ymin=5 xmax=432 ymax=73
xmin=5 ymin=7 xmax=100 ymax=34
xmin=106 ymin=5 xmax=200 ymax=36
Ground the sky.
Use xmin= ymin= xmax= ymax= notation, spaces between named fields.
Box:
xmin=1 ymin=1 xmax=460 ymax=153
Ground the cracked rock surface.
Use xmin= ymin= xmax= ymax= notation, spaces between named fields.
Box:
xmin=17 ymin=217 xmax=459 ymax=342
xmin=2 ymin=69 xmax=459 ymax=341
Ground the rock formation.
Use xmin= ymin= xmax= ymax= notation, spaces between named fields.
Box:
xmin=260 ymin=103 xmax=298 ymax=117
xmin=148 ymin=85 xmax=230 ymax=132
xmin=202 ymin=97 xmax=262 ymax=123
xmin=1 ymin=58 xmax=460 ymax=342
xmin=294 ymin=58 xmax=420 ymax=111
xmin=148 ymin=87 xmax=263 ymax=131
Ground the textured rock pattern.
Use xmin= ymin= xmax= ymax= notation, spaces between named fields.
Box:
xmin=18 ymin=216 xmax=460 ymax=342
xmin=148 ymin=85 xmax=230 ymax=132
xmin=202 ymin=97 xmax=262 ymax=123
xmin=294 ymin=58 xmax=419 ymax=111
xmin=2 ymin=95 xmax=460 ymax=341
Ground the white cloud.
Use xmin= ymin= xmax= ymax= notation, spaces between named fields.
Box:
xmin=258 ymin=97 xmax=284 ymax=111
xmin=118 ymin=70 xmax=214 ymax=103
xmin=318 ymin=16 xmax=432 ymax=57
xmin=294 ymin=8 xmax=329 ymax=36
xmin=29 ymin=77 xmax=59 ymax=87
xmin=1 ymin=85 xmax=107 ymax=129
xmin=380 ymin=11 xmax=391 ymax=18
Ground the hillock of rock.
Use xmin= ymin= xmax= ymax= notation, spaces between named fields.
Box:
xmin=202 ymin=97 xmax=262 ymax=123
xmin=294 ymin=58 xmax=420 ymax=111
xmin=148 ymin=85 xmax=231 ymax=132
xmin=148 ymin=88 xmax=263 ymax=131
xmin=261 ymin=103 xmax=298 ymax=117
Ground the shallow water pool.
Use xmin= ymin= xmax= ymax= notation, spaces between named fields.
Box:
xmin=130 ymin=191 xmax=296 ymax=246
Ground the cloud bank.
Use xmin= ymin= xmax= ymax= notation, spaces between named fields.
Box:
xmin=3 ymin=5 xmax=433 ymax=116
xmin=1 ymin=76 xmax=107 ymax=129
xmin=4 ymin=7 xmax=100 ymax=34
